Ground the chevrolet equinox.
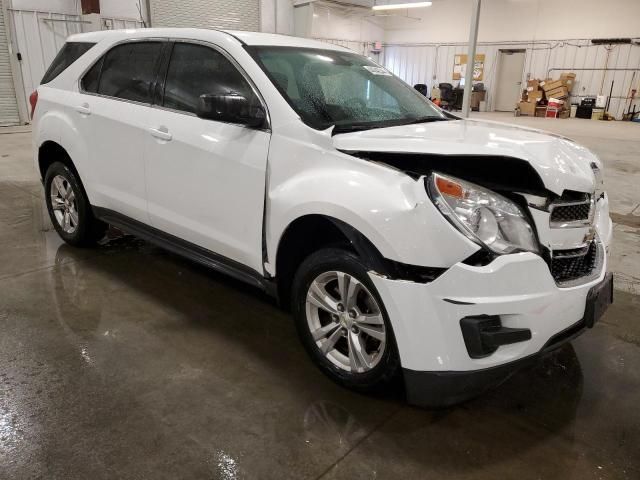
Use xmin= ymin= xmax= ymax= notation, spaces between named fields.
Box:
xmin=32 ymin=29 xmax=613 ymax=407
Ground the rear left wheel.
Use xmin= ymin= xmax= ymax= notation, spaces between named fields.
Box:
xmin=44 ymin=162 xmax=107 ymax=246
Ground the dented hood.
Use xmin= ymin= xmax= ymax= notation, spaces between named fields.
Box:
xmin=332 ymin=119 xmax=598 ymax=195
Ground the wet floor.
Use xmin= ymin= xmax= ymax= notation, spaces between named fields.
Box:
xmin=1 ymin=118 xmax=640 ymax=479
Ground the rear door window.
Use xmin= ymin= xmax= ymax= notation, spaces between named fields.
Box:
xmin=94 ymin=41 xmax=164 ymax=103
xmin=41 ymin=42 xmax=95 ymax=84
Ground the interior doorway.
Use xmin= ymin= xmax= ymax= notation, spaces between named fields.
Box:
xmin=494 ymin=49 xmax=526 ymax=111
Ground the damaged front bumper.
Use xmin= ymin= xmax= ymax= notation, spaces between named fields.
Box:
xmin=370 ymin=248 xmax=612 ymax=408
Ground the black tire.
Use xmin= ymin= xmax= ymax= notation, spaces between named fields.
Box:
xmin=44 ymin=161 xmax=107 ymax=247
xmin=291 ymin=247 xmax=400 ymax=392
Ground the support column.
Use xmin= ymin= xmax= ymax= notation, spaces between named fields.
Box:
xmin=461 ymin=0 xmax=481 ymax=118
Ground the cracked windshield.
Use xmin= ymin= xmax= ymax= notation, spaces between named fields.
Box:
xmin=251 ymin=47 xmax=447 ymax=132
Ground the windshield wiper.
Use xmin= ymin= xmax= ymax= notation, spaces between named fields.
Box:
xmin=331 ymin=123 xmax=387 ymax=135
xmin=331 ymin=116 xmax=450 ymax=135
xmin=401 ymin=116 xmax=450 ymax=125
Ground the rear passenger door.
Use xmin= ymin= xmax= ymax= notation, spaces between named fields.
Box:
xmin=76 ymin=40 xmax=165 ymax=223
xmin=143 ymin=41 xmax=270 ymax=273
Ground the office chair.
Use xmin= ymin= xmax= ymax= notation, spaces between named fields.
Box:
xmin=413 ymin=84 xmax=428 ymax=97
xmin=438 ymin=83 xmax=458 ymax=111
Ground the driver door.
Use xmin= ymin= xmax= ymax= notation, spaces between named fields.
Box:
xmin=143 ymin=41 xmax=270 ymax=273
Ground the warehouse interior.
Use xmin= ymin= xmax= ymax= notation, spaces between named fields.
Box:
xmin=0 ymin=0 xmax=639 ymax=478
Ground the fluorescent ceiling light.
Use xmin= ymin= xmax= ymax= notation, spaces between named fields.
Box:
xmin=372 ymin=1 xmax=432 ymax=10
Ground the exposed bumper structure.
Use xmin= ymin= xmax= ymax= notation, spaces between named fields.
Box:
xmin=370 ymin=248 xmax=612 ymax=407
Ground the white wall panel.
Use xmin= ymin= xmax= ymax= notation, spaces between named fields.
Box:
xmin=315 ymin=37 xmax=368 ymax=56
xmin=100 ymin=0 xmax=148 ymax=24
xmin=8 ymin=9 xmax=83 ymax=114
xmin=101 ymin=17 xmax=144 ymax=30
xmin=261 ymin=0 xmax=294 ymax=34
xmin=384 ymin=0 xmax=640 ymax=44
xmin=311 ymin=3 xmax=383 ymax=43
xmin=381 ymin=40 xmax=640 ymax=119
xmin=11 ymin=0 xmax=77 ymax=15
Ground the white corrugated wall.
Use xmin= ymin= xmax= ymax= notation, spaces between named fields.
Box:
xmin=381 ymin=39 xmax=640 ymax=119
xmin=315 ymin=38 xmax=369 ymax=56
xmin=0 ymin=0 xmax=20 ymax=126
xmin=101 ymin=16 xmax=145 ymax=30
xmin=8 ymin=10 xmax=84 ymax=116
xmin=6 ymin=9 xmax=143 ymax=118
xmin=149 ymin=0 xmax=260 ymax=31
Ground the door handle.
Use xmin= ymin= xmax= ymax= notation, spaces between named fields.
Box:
xmin=75 ymin=103 xmax=91 ymax=115
xmin=148 ymin=126 xmax=172 ymax=141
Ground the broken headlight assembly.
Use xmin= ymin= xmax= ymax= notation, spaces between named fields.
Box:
xmin=427 ymin=172 xmax=539 ymax=255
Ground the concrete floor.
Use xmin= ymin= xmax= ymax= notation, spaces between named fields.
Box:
xmin=0 ymin=114 xmax=639 ymax=479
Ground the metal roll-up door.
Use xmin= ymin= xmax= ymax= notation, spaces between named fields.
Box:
xmin=0 ymin=2 xmax=20 ymax=126
xmin=149 ymin=0 xmax=260 ymax=31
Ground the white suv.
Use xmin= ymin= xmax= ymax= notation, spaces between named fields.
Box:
xmin=32 ymin=28 xmax=613 ymax=407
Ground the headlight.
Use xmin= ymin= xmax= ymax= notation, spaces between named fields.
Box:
xmin=590 ymin=162 xmax=605 ymax=200
xmin=427 ymin=172 xmax=539 ymax=254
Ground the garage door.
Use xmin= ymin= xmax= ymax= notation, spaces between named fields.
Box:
xmin=149 ymin=0 xmax=260 ymax=31
xmin=0 ymin=3 xmax=19 ymax=126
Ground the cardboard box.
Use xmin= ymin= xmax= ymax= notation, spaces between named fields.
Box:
xmin=560 ymin=73 xmax=576 ymax=92
xmin=542 ymin=79 xmax=565 ymax=92
xmin=558 ymin=109 xmax=570 ymax=119
xmin=527 ymin=90 xmax=544 ymax=102
xmin=518 ymin=101 xmax=536 ymax=116
xmin=527 ymin=79 xmax=540 ymax=91
xmin=546 ymin=86 xmax=569 ymax=99
xmin=470 ymin=90 xmax=486 ymax=110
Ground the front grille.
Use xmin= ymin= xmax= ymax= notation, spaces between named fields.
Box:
xmin=551 ymin=240 xmax=602 ymax=285
xmin=550 ymin=203 xmax=591 ymax=223
xmin=553 ymin=245 xmax=590 ymax=258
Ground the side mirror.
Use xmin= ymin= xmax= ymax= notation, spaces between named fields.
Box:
xmin=197 ymin=93 xmax=266 ymax=128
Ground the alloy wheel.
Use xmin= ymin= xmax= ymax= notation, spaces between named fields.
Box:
xmin=305 ymin=271 xmax=386 ymax=373
xmin=50 ymin=175 xmax=79 ymax=234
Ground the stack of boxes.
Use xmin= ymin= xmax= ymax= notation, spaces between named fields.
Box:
xmin=517 ymin=72 xmax=576 ymax=118
xmin=518 ymin=79 xmax=545 ymax=116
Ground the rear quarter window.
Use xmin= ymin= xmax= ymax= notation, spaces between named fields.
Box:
xmin=41 ymin=42 xmax=96 ymax=85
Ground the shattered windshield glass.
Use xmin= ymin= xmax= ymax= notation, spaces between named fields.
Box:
xmin=249 ymin=46 xmax=448 ymax=132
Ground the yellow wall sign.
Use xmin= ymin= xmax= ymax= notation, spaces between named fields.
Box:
xmin=453 ymin=53 xmax=485 ymax=81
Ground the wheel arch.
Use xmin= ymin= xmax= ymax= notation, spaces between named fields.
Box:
xmin=274 ymin=214 xmax=388 ymax=309
xmin=38 ymin=140 xmax=96 ymax=212
xmin=38 ymin=140 xmax=78 ymax=181
xmin=273 ymin=214 xmax=445 ymax=309
xmin=35 ymin=105 xmax=93 ymax=197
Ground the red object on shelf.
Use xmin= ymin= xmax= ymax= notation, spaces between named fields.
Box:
xmin=545 ymin=107 xmax=559 ymax=118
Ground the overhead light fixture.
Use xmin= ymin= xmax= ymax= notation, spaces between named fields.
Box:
xmin=372 ymin=1 xmax=432 ymax=10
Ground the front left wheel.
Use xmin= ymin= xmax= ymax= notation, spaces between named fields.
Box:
xmin=291 ymin=248 xmax=400 ymax=392
xmin=44 ymin=161 xmax=107 ymax=246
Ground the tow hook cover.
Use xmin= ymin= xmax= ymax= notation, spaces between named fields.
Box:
xmin=460 ymin=315 xmax=532 ymax=359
